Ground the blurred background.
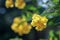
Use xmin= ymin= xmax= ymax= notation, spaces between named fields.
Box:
xmin=0 ymin=0 xmax=60 ymax=40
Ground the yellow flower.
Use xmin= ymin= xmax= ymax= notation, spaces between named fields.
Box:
xmin=5 ymin=0 xmax=14 ymax=8
xmin=31 ymin=14 xmax=48 ymax=31
xmin=15 ymin=0 xmax=26 ymax=9
xmin=18 ymin=22 xmax=32 ymax=35
xmin=11 ymin=17 xmax=24 ymax=35
xmin=11 ymin=17 xmax=32 ymax=36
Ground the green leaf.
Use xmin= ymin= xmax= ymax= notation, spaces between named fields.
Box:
xmin=26 ymin=12 xmax=32 ymax=21
xmin=48 ymin=21 xmax=55 ymax=26
xmin=26 ymin=5 xmax=37 ymax=11
xmin=56 ymin=30 xmax=60 ymax=34
xmin=54 ymin=37 xmax=58 ymax=40
xmin=52 ymin=0 xmax=59 ymax=4
xmin=49 ymin=30 xmax=54 ymax=37
xmin=9 ymin=38 xmax=23 ymax=40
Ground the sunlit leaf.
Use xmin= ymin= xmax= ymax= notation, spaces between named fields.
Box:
xmin=26 ymin=5 xmax=37 ymax=11
xmin=49 ymin=30 xmax=54 ymax=37
xmin=52 ymin=0 xmax=59 ymax=4
xmin=26 ymin=12 xmax=32 ymax=21
xmin=54 ymin=37 xmax=58 ymax=40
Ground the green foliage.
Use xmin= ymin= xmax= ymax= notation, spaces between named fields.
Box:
xmin=26 ymin=5 xmax=37 ymax=11
xmin=48 ymin=21 xmax=55 ymax=26
xmin=54 ymin=37 xmax=58 ymax=40
xmin=52 ymin=0 xmax=59 ymax=4
xmin=26 ymin=12 xmax=32 ymax=21
xmin=49 ymin=30 xmax=59 ymax=40
xmin=9 ymin=38 xmax=23 ymax=40
xmin=56 ymin=30 xmax=60 ymax=35
xmin=49 ymin=30 xmax=54 ymax=37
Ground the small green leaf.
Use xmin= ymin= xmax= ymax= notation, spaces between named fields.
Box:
xmin=27 ymin=5 xmax=37 ymax=11
xmin=56 ymin=30 xmax=60 ymax=34
xmin=49 ymin=30 xmax=54 ymax=37
xmin=48 ymin=21 xmax=54 ymax=26
xmin=26 ymin=12 xmax=32 ymax=21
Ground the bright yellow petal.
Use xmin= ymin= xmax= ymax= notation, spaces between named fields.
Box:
xmin=41 ymin=16 xmax=48 ymax=23
xmin=5 ymin=0 xmax=14 ymax=8
xmin=18 ymin=25 xmax=24 ymax=36
xmin=15 ymin=0 xmax=26 ymax=9
xmin=13 ymin=17 xmax=21 ymax=24
xmin=11 ymin=23 xmax=18 ymax=32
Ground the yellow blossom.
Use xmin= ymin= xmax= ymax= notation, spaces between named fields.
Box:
xmin=18 ymin=22 xmax=32 ymax=35
xmin=11 ymin=17 xmax=24 ymax=35
xmin=11 ymin=17 xmax=32 ymax=36
xmin=15 ymin=0 xmax=26 ymax=9
xmin=5 ymin=0 xmax=14 ymax=8
xmin=31 ymin=14 xmax=48 ymax=31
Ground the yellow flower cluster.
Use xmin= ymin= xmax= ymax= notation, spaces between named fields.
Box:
xmin=15 ymin=0 xmax=26 ymax=9
xmin=5 ymin=0 xmax=14 ymax=8
xmin=5 ymin=0 xmax=26 ymax=9
xmin=11 ymin=17 xmax=32 ymax=36
xmin=11 ymin=14 xmax=48 ymax=36
xmin=31 ymin=14 xmax=48 ymax=31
